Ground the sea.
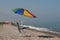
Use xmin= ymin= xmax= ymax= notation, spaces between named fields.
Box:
xmin=23 ymin=22 xmax=60 ymax=32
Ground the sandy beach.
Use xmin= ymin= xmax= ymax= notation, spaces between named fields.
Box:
xmin=0 ymin=23 xmax=60 ymax=40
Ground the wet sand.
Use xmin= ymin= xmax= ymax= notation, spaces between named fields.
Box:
xmin=0 ymin=24 xmax=60 ymax=40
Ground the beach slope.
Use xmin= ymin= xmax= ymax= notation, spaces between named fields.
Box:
xmin=0 ymin=24 xmax=60 ymax=40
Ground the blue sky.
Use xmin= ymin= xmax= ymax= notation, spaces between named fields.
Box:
xmin=0 ymin=0 xmax=60 ymax=22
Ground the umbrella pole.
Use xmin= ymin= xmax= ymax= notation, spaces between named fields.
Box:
xmin=17 ymin=17 xmax=24 ymax=33
xmin=16 ymin=22 xmax=22 ymax=33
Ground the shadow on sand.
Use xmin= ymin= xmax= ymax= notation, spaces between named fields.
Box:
xmin=37 ymin=35 xmax=54 ymax=38
xmin=22 ymin=35 xmax=54 ymax=38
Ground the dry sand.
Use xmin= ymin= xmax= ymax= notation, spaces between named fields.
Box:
xmin=0 ymin=24 xmax=60 ymax=40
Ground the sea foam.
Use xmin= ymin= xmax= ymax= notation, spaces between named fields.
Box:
xmin=21 ymin=25 xmax=60 ymax=34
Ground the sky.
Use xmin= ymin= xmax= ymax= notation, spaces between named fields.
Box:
xmin=0 ymin=0 xmax=60 ymax=23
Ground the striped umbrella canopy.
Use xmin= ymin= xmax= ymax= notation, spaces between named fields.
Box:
xmin=12 ymin=8 xmax=36 ymax=18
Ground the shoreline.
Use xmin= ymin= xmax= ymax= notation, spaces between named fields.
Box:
xmin=21 ymin=25 xmax=60 ymax=37
xmin=0 ymin=23 xmax=60 ymax=40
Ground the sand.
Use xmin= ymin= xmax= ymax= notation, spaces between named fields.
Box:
xmin=0 ymin=24 xmax=60 ymax=40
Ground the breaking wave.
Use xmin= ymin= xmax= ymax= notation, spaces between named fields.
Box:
xmin=21 ymin=25 xmax=60 ymax=34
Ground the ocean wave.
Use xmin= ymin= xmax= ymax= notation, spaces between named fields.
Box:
xmin=21 ymin=25 xmax=60 ymax=34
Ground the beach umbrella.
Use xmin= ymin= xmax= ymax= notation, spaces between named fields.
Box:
xmin=12 ymin=8 xmax=36 ymax=18
xmin=12 ymin=8 xmax=37 ymax=32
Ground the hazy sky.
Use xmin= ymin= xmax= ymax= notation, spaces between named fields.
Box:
xmin=0 ymin=0 xmax=60 ymax=22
